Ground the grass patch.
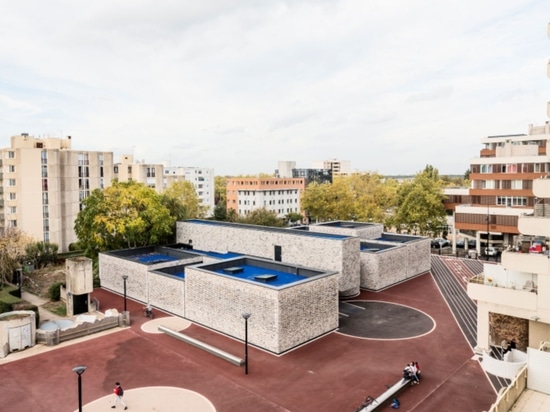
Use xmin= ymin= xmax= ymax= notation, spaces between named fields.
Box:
xmin=42 ymin=301 xmax=67 ymax=317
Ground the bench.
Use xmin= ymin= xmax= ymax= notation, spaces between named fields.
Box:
xmin=158 ymin=325 xmax=244 ymax=367
xmin=356 ymin=373 xmax=419 ymax=412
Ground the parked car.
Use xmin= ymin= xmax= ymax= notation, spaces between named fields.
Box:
xmin=456 ymin=239 xmax=465 ymax=248
xmin=431 ymin=238 xmax=450 ymax=248
xmin=484 ymin=247 xmax=499 ymax=256
xmin=468 ymin=239 xmax=477 ymax=248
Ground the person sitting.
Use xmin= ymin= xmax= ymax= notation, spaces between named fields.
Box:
xmin=403 ymin=365 xmax=412 ymax=381
xmin=144 ymin=304 xmax=153 ymax=317
xmin=407 ymin=363 xmax=420 ymax=385
xmin=412 ymin=361 xmax=421 ymax=379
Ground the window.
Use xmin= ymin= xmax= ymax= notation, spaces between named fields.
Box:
xmin=9 ymin=206 xmax=16 ymax=214
xmin=8 ymin=151 xmax=15 ymax=159
xmin=42 ymin=165 xmax=48 ymax=177
xmin=114 ymin=166 xmax=119 ymax=174
xmin=42 ymin=179 xmax=48 ymax=191
xmin=8 ymin=179 xmax=16 ymax=186
xmin=9 ymin=192 xmax=16 ymax=200
xmin=42 ymin=192 xmax=49 ymax=205
xmin=511 ymin=180 xmax=522 ymax=190
xmin=43 ymin=205 xmax=49 ymax=218
xmin=8 ymin=220 xmax=17 ymax=228
xmin=41 ymin=150 xmax=47 ymax=164
xmin=8 ymin=165 xmax=15 ymax=173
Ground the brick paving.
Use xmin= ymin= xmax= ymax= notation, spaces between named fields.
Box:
xmin=1 ymin=272 xmax=496 ymax=412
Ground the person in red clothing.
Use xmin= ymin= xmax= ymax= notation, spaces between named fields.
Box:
xmin=112 ymin=382 xmax=128 ymax=410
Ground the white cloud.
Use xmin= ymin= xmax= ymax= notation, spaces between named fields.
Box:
xmin=0 ymin=0 xmax=548 ymax=175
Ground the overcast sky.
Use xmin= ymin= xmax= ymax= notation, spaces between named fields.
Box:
xmin=1 ymin=0 xmax=548 ymax=176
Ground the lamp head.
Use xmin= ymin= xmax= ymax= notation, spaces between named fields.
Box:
xmin=242 ymin=312 xmax=251 ymax=320
xmin=72 ymin=365 xmax=87 ymax=376
xmin=122 ymin=275 xmax=128 ymax=281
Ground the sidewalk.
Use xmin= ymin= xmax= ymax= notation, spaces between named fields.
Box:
xmin=21 ymin=290 xmax=63 ymax=322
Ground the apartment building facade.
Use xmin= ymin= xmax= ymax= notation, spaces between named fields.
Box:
xmin=226 ymin=177 xmax=305 ymax=218
xmin=163 ymin=166 xmax=215 ymax=216
xmin=114 ymin=155 xmax=164 ymax=191
xmin=311 ymin=159 xmax=351 ymax=176
xmin=0 ymin=134 xmax=114 ymax=251
xmin=467 ymin=176 xmax=550 ymax=394
xmin=276 ymin=160 xmax=332 ymax=185
xmin=447 ymin=123 xmax=550 ymax=253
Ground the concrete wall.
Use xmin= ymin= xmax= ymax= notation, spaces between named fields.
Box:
xmin=184 ymin=265 xmax=339 ymax=354
xmin=99 ymin=248 xmax=202 ymax=308
xmin=359 ymin=239 xmax=430 ymax=290
xmin=177 ymin=221 xmax=361 ymax=297
xmin=309 ymin=222 xmax=384 ymax=239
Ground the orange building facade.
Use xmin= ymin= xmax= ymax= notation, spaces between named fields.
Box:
xmin=226 ymin=177 xmax=306 ymax=218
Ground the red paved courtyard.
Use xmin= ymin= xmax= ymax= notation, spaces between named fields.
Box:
xmin=1 ymin=272 xmax=496 ymax=412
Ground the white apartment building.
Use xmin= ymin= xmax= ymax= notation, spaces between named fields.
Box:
xmin=163 ymin=166 xmax=215 ymax=216
xmin=0 ymin=134 xmax=114 ymax=251
xmin=467 ymin=177 xmax=550 ymax=395
xmin=311 ymin=159 xmax=351 ymax=176
xmin=114 ymin=155 xmax=164 ymax=191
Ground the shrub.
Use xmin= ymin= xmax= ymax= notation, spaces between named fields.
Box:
xmin=48 ymin=282 xmax=64 ymax=301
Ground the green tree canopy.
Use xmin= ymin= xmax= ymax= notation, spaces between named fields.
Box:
xmin=301 ymin=174 xmax=399 ymax=224
xmin=238 ymin=208 xmax=285 ymax=227
xmin=214 ymin=176 xmax=227 ymax=205
xmin=161 ymin=180 xmax=206 ymax=221
xmin=391 ymin=165 xmax=447 ymax=235
xmin=25 ymin=241 xmax=59 ymax=269
xmin=74 ymin=180 xmax=174 ymax=256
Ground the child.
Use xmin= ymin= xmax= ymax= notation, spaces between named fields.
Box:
xmin=391 ymin=398 xmax=400 ymax=409
xmin=112 ymin=382 xmax=128 ymax=410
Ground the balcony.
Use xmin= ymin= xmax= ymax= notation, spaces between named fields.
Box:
xmin=468 ymin=273 xmax=538 ymax=311
xmin=518 ymin=214 xmax=550 ymax=236
xmin=533 ymin=178 xmax=550 ymax=198
xmin=501 ymin=250 xmax=550 ymax=276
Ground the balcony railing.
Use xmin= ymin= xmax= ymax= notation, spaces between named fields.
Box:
xmin=469 ymin=273 xmax=538 ymax=293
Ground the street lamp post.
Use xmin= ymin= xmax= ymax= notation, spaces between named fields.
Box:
xmin=122 ymin=275 xmax=128 ymax=312
xmin=242 ymin=312 xmax=251 ymax=375
xmin=72 ymin=365 xmax=87 ymax=412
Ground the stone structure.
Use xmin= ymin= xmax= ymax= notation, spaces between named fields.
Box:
xmin=185 ymin=257 xmax=338 ymax=354
xmin=61 ymin=257 xmax=95 ymax=316
xmin=177 ymin=220 xmax=361 ymax=297
xmin=0 ymin=310 xmax=36 ymax=358
xmin=99 ymin=220 xmax=431 ymax=354
xmin=100 ymin=246 xmax=203 ymax=316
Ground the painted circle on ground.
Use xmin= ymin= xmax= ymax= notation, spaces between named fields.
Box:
xmin=140 ymin=316 xmax=192 ymax=334
xmin=78 ymin=386 xmax=216 ymax=412
xmin=337 ymin=300 xmax=435 ymax=339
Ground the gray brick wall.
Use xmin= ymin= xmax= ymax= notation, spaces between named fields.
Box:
xmin=177 ymin=221 xmax=360 ymax=297
xmin=184 ymin=265 xmax=339 ymax=354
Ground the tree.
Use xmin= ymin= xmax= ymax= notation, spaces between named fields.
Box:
xmin=0 ymin=228 xmax=33 ymax=289
xmin=213 ymin=200 xmax=228 ymax=221
xmin=74 ymin=180 xmax=174 ymax=256
xmin=161 ymin=180 xmax=206 ymax=221
xmin=347 ymin=173 xmax=398 ymax=224
xmin=25 ymin=241 xmax=59 ymax=269
xmin=214 ymin=176 xmax=227 ymax=205
xmin=301 ymin=182 xmax=332 ymax=222
xmin=391 ymin=165 xmax=447 ymax=235
xmin=285 ymin=212 xmax=303 ymax=225
xmin=238 ymin=208 xmax=285 ymax=227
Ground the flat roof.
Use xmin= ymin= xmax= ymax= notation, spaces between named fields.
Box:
xmin=185 ymin=219 xmax=351 ymax=239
